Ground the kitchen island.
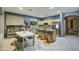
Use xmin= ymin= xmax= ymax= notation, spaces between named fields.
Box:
xmin=36 ymin=28 xmax=56 ymax=43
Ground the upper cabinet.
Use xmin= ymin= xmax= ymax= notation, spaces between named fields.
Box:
xmin=6 ymin=14 xmax=24 ymax=25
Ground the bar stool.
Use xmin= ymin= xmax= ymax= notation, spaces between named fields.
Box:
xmin=46 ymin=31 xmax=53 ymax=43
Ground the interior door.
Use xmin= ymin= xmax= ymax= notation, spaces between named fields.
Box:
xmin=66 ymin=16 xmax=78 ymax=35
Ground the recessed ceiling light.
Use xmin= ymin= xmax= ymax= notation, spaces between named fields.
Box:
xmin=19 ymin=7 xmax=23 ymax=10
xmin=57 ymin=11 xmax=61 ymax=13
xmin=50 ymin=7 xmax=54 ymax=9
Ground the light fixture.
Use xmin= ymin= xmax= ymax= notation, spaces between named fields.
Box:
xmin=50 ymin=7 xmax=54 ymax=9
xmin=19 ymin=7 xmax=23 ymax=10
xmin=57 ymin=11 xmax=61 ymax=13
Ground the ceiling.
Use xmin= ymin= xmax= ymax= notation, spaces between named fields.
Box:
xmin=4 ymin=7 xmax=79 ymax=18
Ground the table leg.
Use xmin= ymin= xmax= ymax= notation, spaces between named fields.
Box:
xmin=33 ymin=35 xmax=35 ymax=46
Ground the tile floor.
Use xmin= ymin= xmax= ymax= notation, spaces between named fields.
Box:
xmin=24 ymin=35 xmax=79 ymax=51
xmin=3 ymin=35 xmax=79 ymax=51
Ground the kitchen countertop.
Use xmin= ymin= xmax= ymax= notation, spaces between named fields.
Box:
xmin=36 ymin=28 xmax=55 ymax=32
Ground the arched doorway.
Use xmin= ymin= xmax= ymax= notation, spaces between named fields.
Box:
xmin=65 ymin=16 xmax=78 ymax=36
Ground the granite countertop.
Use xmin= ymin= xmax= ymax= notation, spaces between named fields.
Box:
xmin=36 ymin=28 xmax=55 ymax=32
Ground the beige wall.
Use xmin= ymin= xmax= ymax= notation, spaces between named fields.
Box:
xmin=0 ymin=8 xmax=4 ymax=49
xmin=0 ymin=15 xmax=4 ymax=34
xmin=6 ymin=15 xmax=24 ymax=25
